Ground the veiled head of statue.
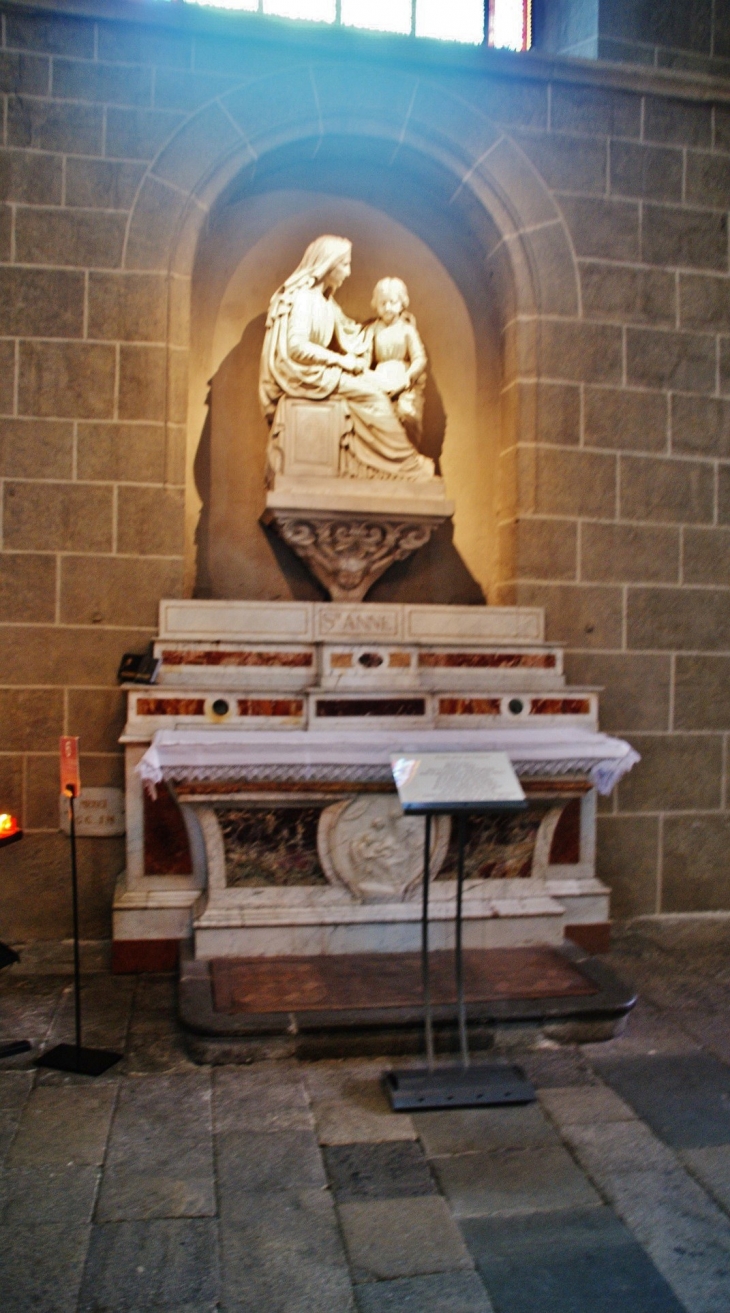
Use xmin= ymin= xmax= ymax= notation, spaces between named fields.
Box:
xmin=285 ymin=235 xmax=352 ymax=293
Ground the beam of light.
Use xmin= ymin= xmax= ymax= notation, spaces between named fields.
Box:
xmin=341 ymin=0 xmax=412 ymax=36
xmin=416 ymin=0 xmax=484 ymax=43
xmin=184 ymin=0 xmax=258 ymax=10
xmin=490 ymin=0 xmax=529 ymax=50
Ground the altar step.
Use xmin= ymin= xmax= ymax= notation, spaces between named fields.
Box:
xmin=179 ymin=942 xmax=635 ymax=1063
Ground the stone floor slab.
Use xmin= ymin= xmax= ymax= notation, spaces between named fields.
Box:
xmin=538 ymin=1083 xmax=638 ymax=1125
xmin=220 ymin=1191 xmax=354 ymax=1312
xmin=0 ymin=1221 xmax=91 ymax=1313
xmin=325 ymin=1142 xmax=437 ymax=1202
xmin=354 ymin=1270 xmax=494 ymax=1312
xmin=77 ymin=1218 xmax=219 ymax=1311
xmin=217 ymin=1128 xmax=326 ymax=1215
xmin=414 ymin=1104 xmax=560 ymax=1157
xmin=603 ymin=1167 xmax=730 ymax=1312
xmin=213 ymin=1064 xmax=312 ymax=1133
xmin=338 ymin=1196 xmax=473 ymax=1282
xmin=7 ymin=1083 xmax=117 ymax=1165
xmin=562 ymin=1120 xmax=678 ymax=1176
xmin=96 ymin=1072 xmax=215 ymax=1221
xmin=0 ymin=1071 xmax=33 ymax=1160
xmin=0 ymin=1163 xmax=99 ymax=1223
xmin=307 ymin=1067 xmax=416 ymax=1146
xmin=594 ymin=1052 xmax=730 ymax=1149
xmin=681 ymin=1144 xmax=730 ymax=1214
xmin=515 ymin=1046 xmax=599 ymax=1089
xmin=432 ymin=1144 xmax=602 ymax=1218
xmin=461 ymin=1206 xmax=686 ymax=1313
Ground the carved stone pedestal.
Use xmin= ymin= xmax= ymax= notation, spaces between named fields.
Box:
xmin=263 ymin=476 xmax=454 ymax=601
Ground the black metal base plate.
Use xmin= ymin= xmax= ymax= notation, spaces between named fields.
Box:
xmin=35 ymin=1043 xmax=122 ymax=1077
xmin=385 ymin=1063 xmax=536 ymax=1111
xmin=0 ymin=1040 xmax=31 ymax=1060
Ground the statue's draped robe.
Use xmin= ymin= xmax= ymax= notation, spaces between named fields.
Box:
xmin=260 ymin=284 xmax=432 ymax=481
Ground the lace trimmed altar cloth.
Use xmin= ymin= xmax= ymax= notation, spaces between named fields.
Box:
xmin=136 ymin=727 xmax=639 ymax=799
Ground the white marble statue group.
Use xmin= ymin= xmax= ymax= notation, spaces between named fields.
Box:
xmin=259 ymin=234 xmax=434 ymax=483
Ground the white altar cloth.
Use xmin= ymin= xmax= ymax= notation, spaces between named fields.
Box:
xmin=136 ymin=727 xmax=639 ymax=797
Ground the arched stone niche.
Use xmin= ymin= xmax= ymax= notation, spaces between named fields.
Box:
xmin=188 ymin=136 xmax=507 ymax=603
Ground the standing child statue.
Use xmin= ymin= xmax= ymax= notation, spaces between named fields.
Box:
xmin=368 ymin=277 xmax=427 ymax=447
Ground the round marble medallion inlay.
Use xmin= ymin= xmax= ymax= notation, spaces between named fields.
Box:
xmin=317 ymin=794 xmax=451 ymax=903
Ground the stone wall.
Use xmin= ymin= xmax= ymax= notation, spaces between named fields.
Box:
xmin=1 ymin=0 xmax=730 ymax=935
xmin=538 ymin=0 xmax=730 ymax=77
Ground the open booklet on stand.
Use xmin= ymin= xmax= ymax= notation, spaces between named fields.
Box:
xmin=386 ymin=751 xmax=537 ymax=1111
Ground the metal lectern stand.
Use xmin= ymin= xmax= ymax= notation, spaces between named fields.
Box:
xmin=385 ymin=754 xmax=537 ymax=1111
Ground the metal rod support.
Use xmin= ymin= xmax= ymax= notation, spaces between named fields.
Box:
xmin=69 ymin=792 xmax=82 ymax=1059
xmin=456 ymin=811 xmax=469 ymax=1069
xmin=421 ymin=813 xmax=434 ymax=1071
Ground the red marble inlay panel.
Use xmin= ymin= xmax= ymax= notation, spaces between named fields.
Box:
xmin=237 ymin=698 xmax=304 ymax=717
xmin=530 ymin=698 xmax=590 ymax=716
xmin=137 ymin=697 xmax=205 ymax=716
xmin=161 ymin=649 xmax=312 ymax=667
xmin=420 ymin=652 xmax=556 ymax=669
xmin=315 ymin=698 xmax=426 ymax=717
xmin=438 ymin=697 xmax=502 ymax=716
xmin=388 ymin=651 xmax=412 ymax=667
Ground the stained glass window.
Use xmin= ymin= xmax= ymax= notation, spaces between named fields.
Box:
xmin=168 ymin=0 xmax=532 ymax=52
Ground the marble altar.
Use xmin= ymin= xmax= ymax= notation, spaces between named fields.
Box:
xmin=259 ymin=236 xmax=454 ymax=600
xmin=114 ymin=599 xmax=639 ymax=967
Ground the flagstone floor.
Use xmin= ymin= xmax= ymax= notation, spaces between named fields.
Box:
xmin=2 ymin=919 xmax=730 ymax=1312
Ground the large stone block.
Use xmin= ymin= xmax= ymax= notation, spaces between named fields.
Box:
xmin=642 ymin=204 xmax=728 ymax=270
xmin=584 ymin=387 xmax=668 ymax=451
xmin=116 ymin=486 xmax=185 ymax=555
xmin=123 ymin=176 xmax=188 ymax=271
xmin=718 ymin=467 xmax=730 ymax=522
xmin=5 ymin=10 xmax=95 ymax=57
xmin=550 ymin=84 xmax=640 ymax=138
xmin=0 ymin=688 xmax=63 ymax=752
xmin=581 ymin=523 xmax=679 ymax=582
xmin=663 ymin=816 xmax=730 ymax=912
xmin=65 ymin=159 xmax=145 ymax=210
xmin=512 ymin=131 xmax=606 ymax=195
xmin=539 ymin=321 xmax=623 ymax=384
xmin=117 ymin=345 xmax=166 ymax=420
xmin=0 ymin=267 xmax=83 ymax=337
xmin=25 ymin=752 xmax=62 ymax=829
xmin=532 ymin=447 xmax=616 ymax=517
xmin=685 ymin=151 xmax=730 ymax=209
xmin=580 ymin=262 xmax=674 ymax=324
xmin=19 ymin=342 xmax=116 ymax=419
xmin=88 ymin=273 xmax=168 ymax=343
xmin=156 ymin=66 xmax=239 ymax=114
xmin=675 ymin=655 xmax=730 ymax=729
xmin=643 ymin=97 xmax=712 ymax=147
xmin=96 ymin=22 xmax=192 ymax=68
xmin=672 ymin=395 xmax=730 ymax=456
xmin=565 ymin=652 xmax=670 ymax=731
xmin=619 ymin=454 xmax=713 ymax=523
xmin=3 ymin=482 xmax=113 ymax=552
xmin=680 ymin=274 xmax=730 ymax=331
xmin=507 ymin=381 xmax=580 ymax=446
xmin=627 ymin=587 xmax=730 ymax=650
xmin=463 ymin=76 xmax=548 ymax=129
xmin=51 ymin=57 xmax=152 ymax=107
xmin=7 ymin=96 xmax=102 ymax=154
xmin=0 ymin=553 xmax=56 ymax=623
xmin=596 ymin=815 xmax=659 ymax=919
xmin=15 ymin=207 xmax=126 ymax=268
xmin=0 ymin=51 xmax=48 ymax=95
xmin=610 ymin=141 xmax=683 ymax=201
xmin=0 ymin=626 xmax=154 ymax=686
xmin=105 ymin=107 xmax=184 ymax=160
xmin=504 ymin=517 xmax=577 ymax=581
xmin=76 ymin=422 xmax=170 ymax=484
xmin=684 ymin=527 xmax=730 ymax=585
xmin=0 ymin=341 xmax=15 ymax=414
xmin=151 ymin=102 xmax=245 ymax=194
xmin=618 ymin=734 xmax=722 ymax=812
xmin=626 ymin=328 xmax=715 ymax=391
xmin=0 ymin=831 xmax=122 ymax=939
xmin=68 ymin=688 xmax=126 ymax=754
xmin=558 ymin=195 xmax=639 ymax=260
xmin=600 ymin=0 xmax=711 ymax=54
xmin=0 ymin=754 xmax=23 ymax=820
xmin=0 ymin=420 xmax=73 ymax=479
xmin=0 ymin=148 xmax=62 ymax=203
xmin=60 ymin=556 xmax=183 ymax=627
xmin=514 ymin=582 xmax=623 ymax=648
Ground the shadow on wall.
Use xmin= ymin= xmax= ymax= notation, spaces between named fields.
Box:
xmin=194 ymin=312 xmax=484 ymax=604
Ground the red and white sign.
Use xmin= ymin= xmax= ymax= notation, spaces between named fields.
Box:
xmin=59 ymin=736 xmax=81 ymax=798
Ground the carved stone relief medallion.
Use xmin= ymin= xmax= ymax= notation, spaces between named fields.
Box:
xmin=317 ymin=794 xmax=451 ymax=902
